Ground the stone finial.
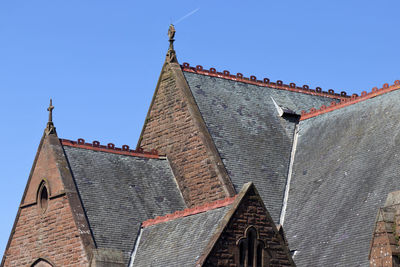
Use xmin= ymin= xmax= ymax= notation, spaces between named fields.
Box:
xmin=45 ymin=99 xmax=57 ymax=135
xmin=47 ymin=99 xmax=54 ymax=123
xmin=168 ymin=24 xmax=176 ymax=45
xmin=166 ymin=24 xmax=177 ymax=63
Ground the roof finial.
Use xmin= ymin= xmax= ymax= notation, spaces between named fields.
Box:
xmin=168 ymin=24 xmax=175 ymax=49
xmin=166 ymin=24 xmax=177 ymax=63
xmin=47 ymin=99 xmax=54 ymax=123
xmin=45 ymin=99 xmax=57 ymax=135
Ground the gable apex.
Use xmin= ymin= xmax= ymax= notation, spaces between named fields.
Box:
xmin=196 ymin=182 xmax=295 ymax=266
xmin=137 ymin=56 xmax=235 ymax=207
xmin=1 ymin=133 xmax=94 ymax=266
xmin=131 ymin=182 xmax=295 ymax=267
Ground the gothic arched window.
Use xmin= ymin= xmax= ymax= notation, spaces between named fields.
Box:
xmin=31 ymin=258 xmax=53 ymax=267
xmin=37 ymin=181 xmax=49 ymax=213
xmin=237 ymin=227 xmax=265 ymax=267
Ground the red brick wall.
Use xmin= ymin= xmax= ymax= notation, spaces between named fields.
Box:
xmin=139 ymin=63 xmax=229 ymax=207
xmin=23 ymin=138 xmax=64 ymax=205
xmin=3 ymin=195 xmax=89 ymax=267
xmin=369 ymin=218 xmax=400 ymax=267
xmin=204 ymin=187 xmax=294 ymax=267
xmin=2 ymin=137 xmax=89 ymax=267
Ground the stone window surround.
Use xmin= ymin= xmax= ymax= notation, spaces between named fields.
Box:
xmin=236 ymin=226 xmax=266 ymax=267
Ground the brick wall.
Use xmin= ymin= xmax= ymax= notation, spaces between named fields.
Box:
xmin=369 ymin=210 xmax=400 ymax=267
xmin=369 ymin=222 xmax=396 ymax=267
xmin=204 ymin=186 xmax=294 ymax=267
xmin=3 ymin=195 xmax=89 ymax=267
xmin=2 ymin=137 xmax=89 ymax=267
xmin=368 ymin=191 xmax=400 ymax=267
xmin=139 ymin=63 xmax=232 ymax=207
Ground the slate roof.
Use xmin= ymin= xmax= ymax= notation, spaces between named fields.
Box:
xmin=62 ymin=145 xmax=186 ymax=265
xmin=183 ymin=71 xmax=338 ymax=223
xmin=131 ymin=205 xmax=232 ymax=267
xmin=284 ymin=89 xmax=400 ymax=266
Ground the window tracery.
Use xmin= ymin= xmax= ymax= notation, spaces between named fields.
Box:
xmin=237 ymin=226 xmax=265 ymax=267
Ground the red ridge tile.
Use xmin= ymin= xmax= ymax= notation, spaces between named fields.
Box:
xmin=181 ymin=62 xmax=349 ymax=100
xmin=300 ymin=81 xmax=400 ymax=121
xmin=60 ymin=138 xmax=161 ymax=159
xmin=142 ymin=196 xmax=237 ymax=228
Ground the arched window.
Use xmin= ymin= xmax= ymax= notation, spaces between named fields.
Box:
xmin=37 ymin=181 xmax=49 ymax=213
xmin=31 ymin=258 xmax=53 ymax=267
xmin=237 ymin=227 xmax=265 ymax=267
xmin=256 ymin=240 xmax=265 ymax=267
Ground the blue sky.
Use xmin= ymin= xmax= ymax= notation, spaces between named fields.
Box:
xmin=1 ymin=0 xmax=400 ymax=256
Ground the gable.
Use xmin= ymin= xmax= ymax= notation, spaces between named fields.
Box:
xmin=2 ymin=135 xmax=91 ymax=266
xmin=138 ymin=61 xmax=235 ymax=207
xmin=132 ymin=183 xmax=294 ymax=267
xmin=200 ymin=183 xmax=294 ymax=267
xmin=285 ymin=89 xmax=400 ymax=266
xmin=22 ymin=136 xmax=64 ymax=205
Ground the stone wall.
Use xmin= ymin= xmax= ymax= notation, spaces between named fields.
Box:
xmin=204 ymin=186 xmax=294 ymax=267
xmin=3 ymin=195 xmax=89 ymax=267
xmin=2 ymin=137 xmax=89 ymax=267
xmin=139 ymin=62 xmax=233 ymax=207
xmin=369 ymin=191 xmax=400 ymax=267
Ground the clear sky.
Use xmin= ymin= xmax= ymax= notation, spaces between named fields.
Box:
xmin=1 ymin=0 xmax=400 ymax=256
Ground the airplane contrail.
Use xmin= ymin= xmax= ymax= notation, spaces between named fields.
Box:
xmin=174 ymin=8 xmax=200 ymax=25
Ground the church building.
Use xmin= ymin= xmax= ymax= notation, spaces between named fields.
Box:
xmin=2 ymin=25 xmax=400 ymax=267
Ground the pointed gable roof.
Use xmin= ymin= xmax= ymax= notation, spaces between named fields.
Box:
xmin=181 ymin=64 xmax=342 ymax=223
xmin=284 ymin=88 xmax=400 ymax=266
xmin=2 ymin=130 xmax=96 ymax=266
xmin=132 ymin=200 xmax=234 ymax=266
xmin=61 ymin=139 xmax=186 ymax=265
xmin=131 ymin=182 xmax=295 ymax=267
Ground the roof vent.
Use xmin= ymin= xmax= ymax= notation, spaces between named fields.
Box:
xmin=270 ymin=97 xmax=298 ymax=117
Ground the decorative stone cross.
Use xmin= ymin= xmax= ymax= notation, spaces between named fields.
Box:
xmin=44 ymin=98 xmax=56 ymax=135
xmin=47 ymin=99 xmax=54 ymax=123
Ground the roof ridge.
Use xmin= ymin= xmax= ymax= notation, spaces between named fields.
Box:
xmin=142 ymin=196 xmax=237 ymax=228
xmin=181 ymin=62 xmax=349 ymax=100
xmin=300 ymin=80 xmax=400 ymax=120
xmin=60 ymin=138 xmax=161 ymax=159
